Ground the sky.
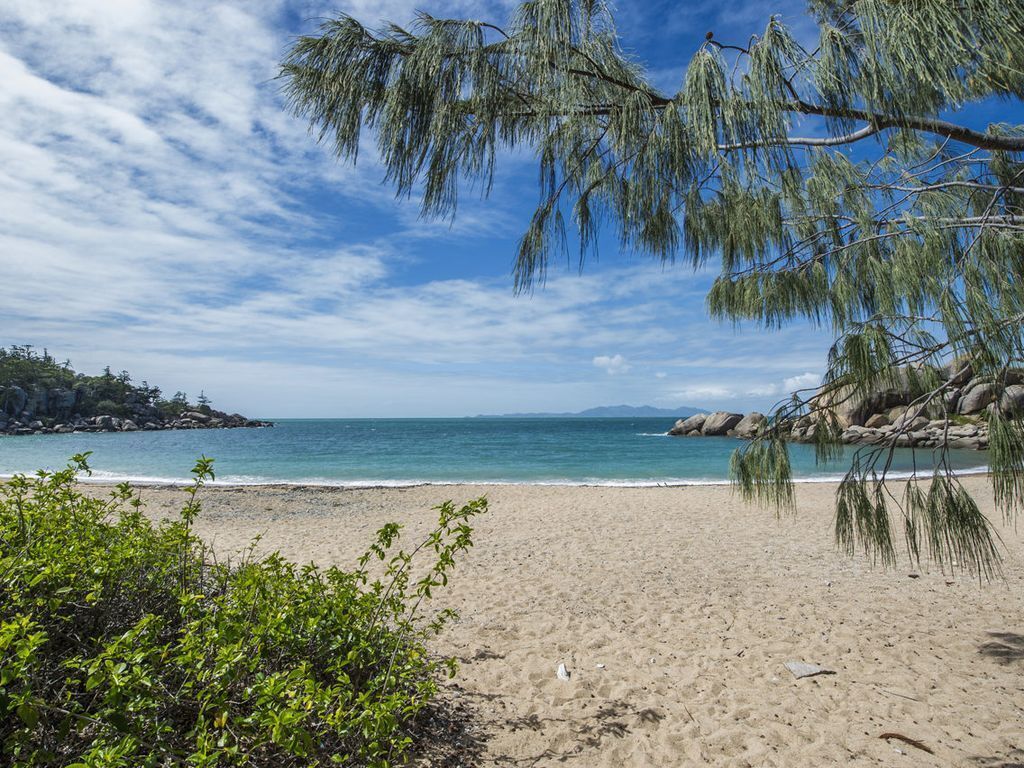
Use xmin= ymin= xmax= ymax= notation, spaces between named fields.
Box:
xmin=0 ymin=0 xmax=832 ymax=418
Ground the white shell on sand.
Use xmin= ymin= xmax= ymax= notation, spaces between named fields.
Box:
xmin=556 ymin=663 xmax=571 ymax=681
xmin=784 ymin=661 xmax=832 ymax=679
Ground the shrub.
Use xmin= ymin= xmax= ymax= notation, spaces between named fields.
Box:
xmin=0 ymin=455 xmax=486 ymax=767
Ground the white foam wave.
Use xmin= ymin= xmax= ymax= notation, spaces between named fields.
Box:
xmin=1 ymin=465 xmax=990 ymax=489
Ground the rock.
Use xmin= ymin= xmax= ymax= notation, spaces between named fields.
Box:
xmin=999 ymin=384 xmax=1024 ymax=416
xmin=813 ymin=368 xmax=932 ymax=427
xmin=49 ymin=387 xmax=77 ymax=417
xmin=887 ymin=405 xmax=909 ymax=422
xmin=182 ymin=410 xmax=211 ymax=423
xmin=556 ymin=663 xmax=571 ymax=681
xmin=864 ymin=413 xmax=890 ymax=429
xmin=733 ymin=412 xmax=767 ymax=438
xmin=1 ymin=385 xmax=28 ymax=417
xmin=702 ymin=412 xmax=744 ymax=436
xmin=669 ymin=413 xmax=707 ymax=436
xmin=944 ymin=388 xmax=962 ymax=412
xmin=121 ymin=420 xmax=139 ymax=431
xmin=958 ymin=382 xmax=998 ymax=414
xmin=944 ymin=358 xmax=974 ymax=387
xmin=784 ymin=661 xmax=834 ymax=679
xmin=894 ymin=414 xmax=929 ymax=432
xmin=949 ymin=436 xmax=984 ymax=450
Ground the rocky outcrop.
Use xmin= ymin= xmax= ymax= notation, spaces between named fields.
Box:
xmin=668 ymin=413 xmax=707 ymax=436
xmin=1000 ymin=385 xmax=1024 ymax=416
xmin=0 ymin=383 xmax=271 ymax=437
xmin=0 ymin=410 xmax=271 ymax=437
xmin=702 ymin=412 xmax=744 ymax=436
xmin=958 ymin=382 xmax=998 ymax=415
xmin=668 ymin=411 xmax=746 ymax=437
xmin=732 ymin=412 xmax=766 ymax=438
xmin=666 ymin=366 xmax=1024 ymax=451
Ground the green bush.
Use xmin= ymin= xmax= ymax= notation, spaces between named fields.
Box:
xmin=0 ymin=455 xmax=486 ymax=767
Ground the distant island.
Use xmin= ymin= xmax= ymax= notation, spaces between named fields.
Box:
xmin=475 ymin=404 xmax=705 ymax=419
xmin=0 ymin=345 xmax=271 ymax=436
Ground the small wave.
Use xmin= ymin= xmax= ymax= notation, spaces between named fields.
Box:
xmin=1 ymin=465 xmax=989 ymax=489
xmin=635 ymin=432 xmax=670 ymax=437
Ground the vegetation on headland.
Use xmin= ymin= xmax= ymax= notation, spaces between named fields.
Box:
xmin=0 ymin=346 xmax=270 ymax=435
xmin=281 ymin=0 xmax=1024 ymax=575
xmin=0 ymin=454 xmax=486 ymax=766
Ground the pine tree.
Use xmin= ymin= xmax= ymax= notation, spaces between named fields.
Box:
xmin=282 ymin=0 xmax=1024 ymax=575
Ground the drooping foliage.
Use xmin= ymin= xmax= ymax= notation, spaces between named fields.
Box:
xmin=282 ymin=0 xmax=1024 ymax=574
xmin=0 ymin=455 xmax=486 ymax=766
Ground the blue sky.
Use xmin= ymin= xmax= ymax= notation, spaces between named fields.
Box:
xmin=0 ymin=0 xmax=832 ymax=417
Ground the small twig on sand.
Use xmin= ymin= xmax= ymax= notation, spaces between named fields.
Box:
xmin=880 ymin=732 xmax=935 ymax=755
xmin=875 ymin=687 xmax=921 ymax=702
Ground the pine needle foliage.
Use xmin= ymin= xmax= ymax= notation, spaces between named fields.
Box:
xmin=282 ymin=0 xmax=1024 ymax=575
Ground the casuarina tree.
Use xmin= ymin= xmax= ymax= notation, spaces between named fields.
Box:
xmin=282 ymin=0 xmax=1024 ymax=575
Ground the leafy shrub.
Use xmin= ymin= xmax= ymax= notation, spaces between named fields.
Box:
xmin=0 ymin=455 xmax=486 ymax=767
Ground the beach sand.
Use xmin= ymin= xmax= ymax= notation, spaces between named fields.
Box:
xmin=111 ymin=476 xmax=1023 ymax=767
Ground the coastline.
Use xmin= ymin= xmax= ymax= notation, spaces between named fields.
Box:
xmin=76 ymin=475 xmax=1022 ymax=767
xmin=3 ymin=464 xmax=993 ymax=489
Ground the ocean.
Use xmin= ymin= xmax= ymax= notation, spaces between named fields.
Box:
xmin=0 ymin=417 xmax=989 ymax=486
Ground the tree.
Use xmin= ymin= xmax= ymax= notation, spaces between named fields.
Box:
xmin=282 ymin=0 xmax=1024 ymax=575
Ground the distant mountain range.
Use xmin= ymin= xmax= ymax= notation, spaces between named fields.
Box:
xmin=474 ymin=404 xmax=705 ymax=419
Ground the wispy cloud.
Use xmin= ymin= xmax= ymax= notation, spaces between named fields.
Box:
xmin=0 ymin=0 xmax=833 ymax=417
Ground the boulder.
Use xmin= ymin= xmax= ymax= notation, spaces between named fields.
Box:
xmin=24 ymin=386 xmax=48 ymax=417
xmin=812 ymin=368 xmax=932 ymax=427
xmin=1 ymin=385 xmax=27 ymax=417
xmin=49 ymin=387 xmax=77 ymax=417
xmin=958 ymin=382 xmax=998 ymax=414
xmin=864 ymin=413 xmax=890 ymax=429
xmin=702 ymin=412 xmax=744 ymax=436
xmin=894 ymin=414 xmax=929 ymax=432
xmin=943 ymin=358 xmax=974 ymax=387
xmin=943 ymin=388 xmax=962 ymax=412
xmin=888 ymin=405 xmax=909 ymax=422
xmin=999 ymin=384 xmax=1024 ymax=416
xmin=182 ymin=410 xmax=211 ymax=423
xmin=669 ymin=413 xmax=707 ymax=436
xmin=733 ymin=412 xmax=767 ymax=438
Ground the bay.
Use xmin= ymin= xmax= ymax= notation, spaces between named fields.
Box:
xmin=0 ymin=417 xmax=989 ymax=486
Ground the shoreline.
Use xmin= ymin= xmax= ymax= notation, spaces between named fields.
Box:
xmin=1 ymin=465 xmax=994 ymax=490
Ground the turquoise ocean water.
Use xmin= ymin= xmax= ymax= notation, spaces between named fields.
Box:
xmin=0 ymin=418 xmax=989 ymax=486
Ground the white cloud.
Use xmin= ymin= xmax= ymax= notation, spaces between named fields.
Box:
xmin=783 ymin=372 xmax=822 ymax=393
xmin=0 ymin=0 xmax=835 ymax=416
xmin=592 ymin=354 xmax=631 ymax=375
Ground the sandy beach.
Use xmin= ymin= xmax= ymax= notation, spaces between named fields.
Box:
xmin=109 ymin=476 xmax=1023 ymax=767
